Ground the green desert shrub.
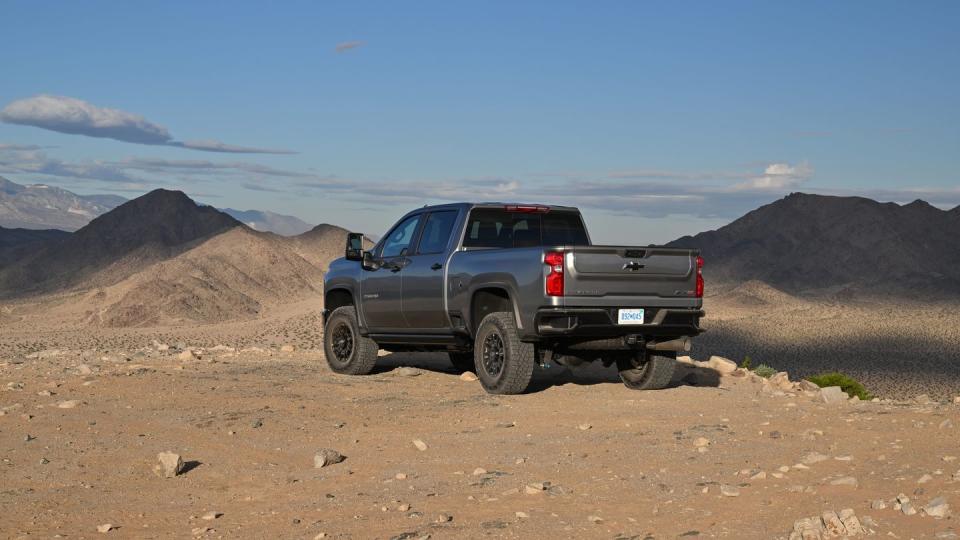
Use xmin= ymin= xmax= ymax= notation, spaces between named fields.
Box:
xmin=807 ymin=372 xmax=873 ymax=400
xmin=739 ymin=356 xmax=753 ymax=370
xmin=752 ymin=364 xmax=777 ymax=378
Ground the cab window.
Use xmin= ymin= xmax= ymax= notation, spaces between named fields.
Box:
xmin=380 ymin=214 xmax=422 ymax=257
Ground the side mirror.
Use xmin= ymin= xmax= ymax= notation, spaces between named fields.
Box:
xmin=361 ymin=250 xmax=381 ymax=271
xmin=345 ymin=232 xmax=364 ymax=261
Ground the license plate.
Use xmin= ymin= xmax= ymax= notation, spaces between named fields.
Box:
xmin=617 ymin=308 xmax=645 ymax=325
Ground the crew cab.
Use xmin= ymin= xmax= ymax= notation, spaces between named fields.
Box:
xmin=323 ymin=203 xmax=704 ymax=394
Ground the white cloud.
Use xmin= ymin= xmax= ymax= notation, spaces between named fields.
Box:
xmin=733 ymin=162 xmax=813 ymax=191
xmin=0 ymin=95 xmax=293 ymax=154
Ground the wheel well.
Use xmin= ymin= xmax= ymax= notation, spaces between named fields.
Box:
xmin=325 ymin=289 xmax=354 ymax=317
xmin=470 ymin=288 xmax=512 ymax=335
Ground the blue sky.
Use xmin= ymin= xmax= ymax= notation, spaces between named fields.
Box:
xmin=1 ymin=1 xmax=957 ymax=242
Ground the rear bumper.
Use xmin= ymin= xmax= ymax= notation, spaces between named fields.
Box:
xmin=533 ymin=307 xmax=704 ymax=339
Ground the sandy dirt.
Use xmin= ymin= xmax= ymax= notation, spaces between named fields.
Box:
xmin=2 ymin=300 xmax=959 ymax=539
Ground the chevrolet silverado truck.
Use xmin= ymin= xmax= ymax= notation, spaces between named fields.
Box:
xmin=323 ymin=203 xmax=704 ymax=394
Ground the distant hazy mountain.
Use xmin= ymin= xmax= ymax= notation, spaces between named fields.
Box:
xmin=221 ymin=208 xmax=314 ymax=236
xmin=0 ymin=176 xmax=125 ymax=231
xmin=0 ymin=189 xmax=241 ymax=297
xmin=668 ymin=192 xmax=960 ymax=297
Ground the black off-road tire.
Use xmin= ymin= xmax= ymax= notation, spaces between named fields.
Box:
xmin=448 ymin=351 xmax=475 ymax=373
xmin=474 ymin=312 xmax=535 ymax=394
xmin=617 ymin=351 xmax=676 ymax=390
xmin=323 ymin=306 xmax=379 ymax=375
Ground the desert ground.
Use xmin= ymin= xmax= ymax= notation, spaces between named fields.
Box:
xmin=2 ymin=293 xmax=959 ymax=539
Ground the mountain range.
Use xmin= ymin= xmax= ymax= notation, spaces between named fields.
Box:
xmin=668 ymin=192 xmax=960 ymax=297
xmin=0 ymin=176 xmax=313 ymax=235
xmin=0 ymin=189 xmax=360 ymax=326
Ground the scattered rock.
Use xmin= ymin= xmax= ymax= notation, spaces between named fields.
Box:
xmin=472 ymin=467 xmax=487 ymax=476
xmin=790 ymin=508 xmax=866 ymax=539
xmin=708 ymin=356 xmax=737 ymax=375
xmin=915 ymin=394 xmax=935 ymax=405
xmin=178 ymin=350 xmax=197 ymax=361
xmin=280 ymin=344 xmax=295 ymax=353
xmin=871 ymin=499 xmax=887 ymax=510
xmin=802 ymin=452 xmax=830 ymax=465
xmin=923 ymin=496 xmax=950 ymax=518
xmin=577 ymin=423 xmax=592 ymax=431
xmin=940 ymin=419 xmax=954 ymax=429
xmin=587 ymin=515 xmax=603 ymax=524
xmin=515 ymin=511 xmax=529 ymax=519
xmin=77 ymin=364 xmax=94 ymax=375
xmin=396 ymin=367 xmax=421 ymax=377
xmin=314 ymin=449 xmax=345 ymax=468
xmin=434 ymin=513 xmax=452 ymax=523
xmin=97 ymin=524 xmax=114 ymax=533
xmin=720 ymin=484 xmax=739 ymax=497
xmin=819 ymin=386 xmax=847 ymax=404
xmin=838 ymin=508 xmax=864 ymax=535
xmin=919 ymin=473 xmax=933 ymax=484
xmin=201 ymin=511 xmax=221 ymax=520
xmin=829 ymin=476 xmax=858 ymax=487
xmin=412 ymin=439 xmax=428 ymax=451
xmin=56 ymin=400 xmax=81 ymax=409
xmin=395 ymin=473 xmax=407 ymax=480
xmin=902 ymin=502 xmax=917 ymax=515
xmin=154 ymin=451 xmax=184 ymax=478
xmin=525 ymin=482 xmax=548 ymax=494
xmin=459 ymin=372 xmax=478 ymax=382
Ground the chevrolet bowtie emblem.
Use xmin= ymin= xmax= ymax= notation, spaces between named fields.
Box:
xmin=623 ymin=261 xmax=644 ymax=271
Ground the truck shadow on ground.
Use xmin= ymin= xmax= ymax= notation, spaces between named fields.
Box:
xmin=375 ymin=352 xmax=721 ymax=393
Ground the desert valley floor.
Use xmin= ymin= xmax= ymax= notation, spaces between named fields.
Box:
xmin=2 ymin=293 xmax=959 ymax=539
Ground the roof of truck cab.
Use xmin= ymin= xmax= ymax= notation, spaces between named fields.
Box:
xmin=414 ymin=202 xmax=580 ymax=212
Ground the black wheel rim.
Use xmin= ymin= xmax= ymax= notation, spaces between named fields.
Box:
xmin=330 ymin=322 xmax=354 ymax=363
xmin=481 ymin=332 xmax=505 ymax=377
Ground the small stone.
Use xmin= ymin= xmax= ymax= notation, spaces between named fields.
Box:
xmin=412 ymin=439 xmax=428 ymax=451
xmin=77 ymin=364 xmax=93 ymax=375
xmin=902 ymin=501 xmax=917 ymax=515
xmin=923 ymin=496 xmax=950 ymax=518
xmin=779 ymin=466 xmax=791 ymax=473
xmin=396 ymin=367 xmax=421 ymax=377
xmin=829 ymin=476 xmax=858 ymax=487
xmin=587 ymin=515 xmax=603 ymax=523
xmin=154 ymin=451 xmax=184 ymax=478
xmin=915 ymin=394 xmax=935 ymax=405
xmin=750 ymin=471 xmax=767 ymax=481
xmin=838 ymin=508 xmax=864 ymax=535
xmin=720 ymin=484 xmax=740 ymax=497
xmin=802 ymin=452 xmax=829 ymax=465
xmin=177 ymin=350 xmax=196 ymax=361
xmin=940 ymin=419 xmax=954 ymax=429
xmin=280 ymin=344 xmax=295 ymax=352
xmin=435 ymin=513 xmax=452 ymax=523
xmin=871 ymin=499 xmax=887 ymax=510
xmin=39 ymin=457 xmax=50 ymax=464
xmin=201 ymin=511 xmax=221 ymax=521
xmin=397 ymin=503 xmax=410 ymax=512
xmin=459 ymin=372 xmax=478 ymax=382
xmin=251 ymin=418 xmax=263 ymax=428
xmin=693 ymin=437 xmax=710 ymax=448
xmin=834 ymin=455 xmax=853 ymax=461
xmin=314 ymin=449 xmax=345 ymax=468
xmin=56 ymin=400 xmax=80 ymax=409
xmin=97 ymin=524 xmax=114 ymax=533
xmin=515 ymin=511 xmax=529 ymax=519
xmin=395 ymin=473 xmax=407 ymax=480
xmin=918 ymin=474 xmax=933 ymax=484
xmin=525 ymin=482 xmax=547 ymax=494
xmin=577 ymin=423 xmax=592 ymax=431
xmin=954 ymin=396 xmax=960 ymax=404
xmin=708 ymin=356 xmax=737 ymax=375
xmin=819 ymin=386 xmax=847 ymax=404
xmin=472 ymin=467 xmax=487 ymax=476
xmin=191 ymin=527 xmax=211 ymax=535
xmin=821 ymin=510 xmax=846 ymax=536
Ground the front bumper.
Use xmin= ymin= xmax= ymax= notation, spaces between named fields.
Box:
xmin=534 ymin=307 xmax=704 ymax=338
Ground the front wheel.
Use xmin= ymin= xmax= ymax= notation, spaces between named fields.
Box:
xmin=617 ymin=351 xmax=676 ymax=390
xmin=323 ymin=306 xmax=379 ymax=375
xmin=473 ymin=312 xmax=535 ymax=394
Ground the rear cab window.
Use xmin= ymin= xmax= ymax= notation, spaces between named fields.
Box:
xmin=462 ymin=207 xmax=589 ymax=249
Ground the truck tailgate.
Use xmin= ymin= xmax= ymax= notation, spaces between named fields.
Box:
xmin=565 ymin=246 xmax=698 ymax=299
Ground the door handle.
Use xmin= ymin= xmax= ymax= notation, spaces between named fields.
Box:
xmin=430 ymin=263 xmax=443 ymax=271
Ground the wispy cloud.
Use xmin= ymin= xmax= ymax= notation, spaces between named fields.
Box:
xmin=731 ymin=162 xmax=813 ymax=191
xmin=0 ymin=95 xmax=294 ymax=154
xmin=334 ymin=40 xmax=365 ymax=53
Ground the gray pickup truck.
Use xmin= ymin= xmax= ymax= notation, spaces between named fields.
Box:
xmin=323 ymin=203 xmax=704 ymax=394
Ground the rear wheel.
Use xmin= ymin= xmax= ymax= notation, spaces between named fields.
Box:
xmin=448 ymin=351 xmax=475 ymax=373
xmin=474 ymin=312 xmax=535 ymax=394
xmin=617 ymin=351 xmax=676 ymax=390
xmin=323 ymin=306 xmax=378 ymax=375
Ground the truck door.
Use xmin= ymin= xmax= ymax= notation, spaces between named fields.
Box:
xmin=401 ymin=209 xmax=460 ymax=330
xmin=360 ymin=213 xmax=422 ymax=331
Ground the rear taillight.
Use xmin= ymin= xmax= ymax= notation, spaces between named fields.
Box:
xmin=544 ymin=250 xmax=564 ymax=296
xmin=695 ymin=255 xmax=704 ymax=298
